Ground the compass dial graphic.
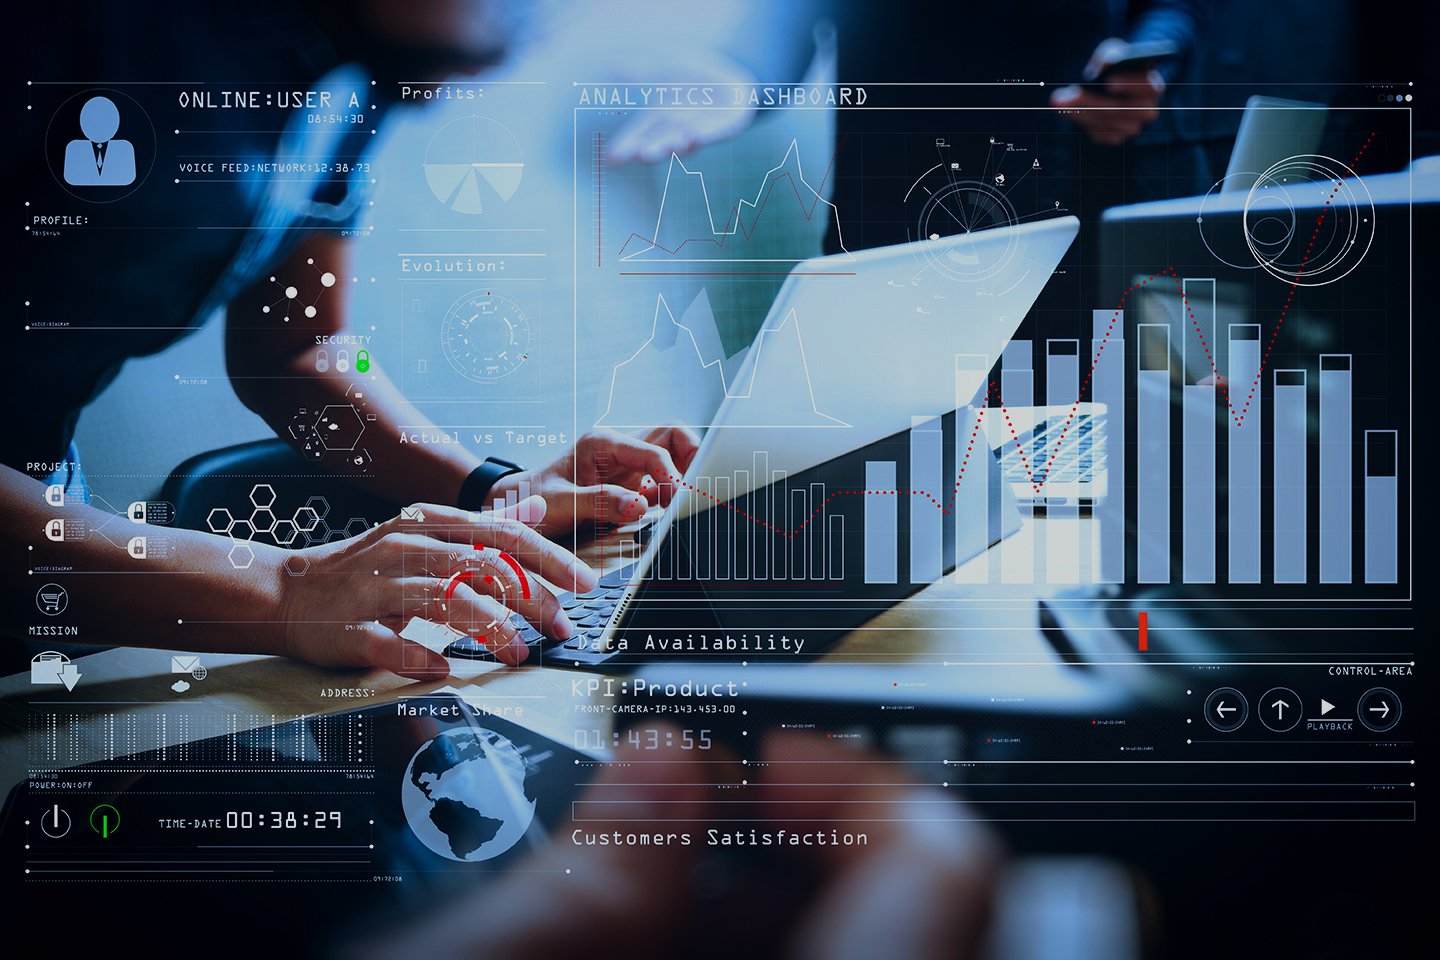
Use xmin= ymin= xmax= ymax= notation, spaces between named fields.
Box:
xmin=908 ymin=176 xmax=1020 ymax=281
xmin=440 ymin=290 xmax=533 ymax=383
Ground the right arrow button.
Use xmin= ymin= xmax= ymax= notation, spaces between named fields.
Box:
xmin=1357 ymin=687 xmax=1402 ymax=733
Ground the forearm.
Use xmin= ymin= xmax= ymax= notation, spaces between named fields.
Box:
xmin=5 ymin=466 xmax=287 ymax=655
xmin=237 ymin=351 xmax=485 ymax=507
xmin=227 ymin=234 xmax=485 ymax=509
xmin=1129 ymin=0 xmax=1209 ymax=80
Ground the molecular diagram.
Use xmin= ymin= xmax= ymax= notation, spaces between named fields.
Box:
xmin=208 ymin=484 xmax=374 ymax=573
xmin=262 ymin=258 xmax=353 ymax=323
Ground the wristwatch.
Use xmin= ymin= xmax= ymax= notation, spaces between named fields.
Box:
xmin=457 ymin=457 xmax=524 ymax=512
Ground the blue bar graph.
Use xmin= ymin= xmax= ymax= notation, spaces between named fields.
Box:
xmin=1364 ymin=430 xmax=1398 ymax=584
xmin=1182 ymin=279 xmax=1216 ymax=584
xmin=1002 ymin=340 xmax=1035 ymax=584
xmin=790 ymin=488 xmax=807 ymax=580
xmin=1046 ymin=339 xmax=1080 ymax=583
xmin=1136 ymin=325 xmax=1170 ymax=584
xmin=954 ymin=356 xmax=991 ymax=583
xmin=1227 ymin=325 xmax=1261 ymax=583
xmin=716 ymin=476 xmax=731 ymax=580
xmin=771 ymin=470 xmax=789 ymax=580
xmin=810 ymin=482 xmax=827 ymax=581
xmin=1273 ymin=370 xmax=1307 ymax=583
xmin=1182 ymin=384 xmax=1216 ymax=583
xmin=864 ymin=460 xmax=897 ymax=584
xmin=1092 ymin=309 xmax=1125 ymax=583
xmin=1319 ymin=355 xmax=1352 ymax=583
xmin=910 ymin=415 xmax=943 ymax=584
xmin=752 ymin=452 xmax=769 ymax=579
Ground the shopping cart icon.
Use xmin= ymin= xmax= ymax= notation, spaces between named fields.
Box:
xmin=36 ymin=583 xmax=68 ymax=616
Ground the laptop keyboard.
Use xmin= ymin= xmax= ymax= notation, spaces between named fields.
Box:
xmin=1000 ymin=412 xmax=1106 ymax=486
xmin=447 ymin=565 xmax=634 ymax=659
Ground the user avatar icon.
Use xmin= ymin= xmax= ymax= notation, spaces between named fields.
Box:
xmin=63 ymin=96 xmax=136 ymax=186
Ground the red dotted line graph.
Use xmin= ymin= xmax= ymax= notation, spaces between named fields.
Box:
xmin=610 ymin=134 xmax=1376 ymax=537
xmin=1179 ymin=132 xmax=1373 ymax=427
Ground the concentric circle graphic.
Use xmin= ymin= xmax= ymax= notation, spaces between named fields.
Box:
xmin=1243 ymin=155 xmax=1374 ymax=286
xmin=1198 ymin=156 xmax=1374 ymax=286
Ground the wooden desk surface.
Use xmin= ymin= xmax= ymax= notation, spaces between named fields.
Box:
xmin=0 ymin=518 xmax=1092 ymax=793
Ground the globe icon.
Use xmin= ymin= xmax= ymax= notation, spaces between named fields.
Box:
xmin=401 ymin=727 xmax=537 ymax=862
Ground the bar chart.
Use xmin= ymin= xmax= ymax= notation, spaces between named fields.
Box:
xmin=644 ymin=279 xmax=1403 ymax=594
xmin=858 ymin=286 xmax=1404 ymax=590
xmin=654 ymin=451 xmax=846 ymax=582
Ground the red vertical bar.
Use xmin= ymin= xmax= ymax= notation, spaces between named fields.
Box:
xmin=1138 ymin=611 xmax=1149 ymax=651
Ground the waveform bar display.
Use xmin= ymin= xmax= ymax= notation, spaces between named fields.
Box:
xmin=1002 ymin=340 xmax=1035 ymax=584
xmin=652 ymin=455 xmax=843 ymax=582
xmin=955 ymin=355 xmax=992 ymax=584
xmin=490 ymin=479 xmax=533 ymax=518
xmin=1182 ymin=279 xmax=1217 ymax=584
xmin=1136 ymin=324 xmax=1171 ymax=584
xmin=909 ymin=415 xmax=943 ymax=584
xmin=1319 ymin=355 xmax=1353 ymax=583
xmin=1093 ymin=310 xmax=1125 ymax=583
xmin=1274 ymin=369 xmax=1308 ymax=583
xmin=1364 ymin=430 xmax=1398 ymax=584
xmin=864 ymin=460 xmax=898 ymax=584
xmin=1227 ymin=324 xmax=1262 ymax=584
xmin=1046 ymin=339 xmax=1081 ymax=584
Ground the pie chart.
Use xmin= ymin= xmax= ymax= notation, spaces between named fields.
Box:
xmin=422 ymin=115 xmax=525 ymax=215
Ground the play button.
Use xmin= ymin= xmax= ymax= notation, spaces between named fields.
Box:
xmin=1319 ymin=699 xmax=1335 ymax=716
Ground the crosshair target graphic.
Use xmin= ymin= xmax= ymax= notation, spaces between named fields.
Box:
xmin=439 ymin=546 xmax=531 ymax=651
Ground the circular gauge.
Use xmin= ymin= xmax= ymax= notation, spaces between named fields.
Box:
xmin=441 ymin=290 xmax=533 ymax=383
xmin=908 ymin=176 xmax=1021 ymax=281
xmin=439 ymin=548 xmax=531 ymax=657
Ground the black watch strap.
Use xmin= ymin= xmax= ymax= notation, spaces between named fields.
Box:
xmin=457 ymin=457 xmax=524 ymax=512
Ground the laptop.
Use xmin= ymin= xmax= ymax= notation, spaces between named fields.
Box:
xmin=989 ymin=401 xmax=1109 ymax=509
xmin=450 ymin=216 xmax=1080 ymax=668
xmin=1223 ymin=95 xmax=1328 ymax=190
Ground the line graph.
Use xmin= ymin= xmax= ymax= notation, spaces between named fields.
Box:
xmin=617 ymin=138 xmax=849 ymax=262
xmin=595 ymin=290 xmax=849 ymax=429
xmin=610 ymin=130 xmax=1379 ymax=538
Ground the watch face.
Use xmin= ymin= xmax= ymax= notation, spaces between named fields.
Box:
xmin=441 ymin=290 xmax=533 ymax=383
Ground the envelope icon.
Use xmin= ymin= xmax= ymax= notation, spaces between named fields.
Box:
xmin=171 ymin=656 xmax=201 ymax=674
xmin=400 ymin=506 xmax=426 ymax=522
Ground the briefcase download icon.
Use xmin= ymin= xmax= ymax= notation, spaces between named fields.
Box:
xmin=31 ymin=651 xmax=82 ymax=691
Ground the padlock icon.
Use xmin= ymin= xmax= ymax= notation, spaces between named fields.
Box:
xmin=355 ymin=349 xmax=370 ymax=373
xmin=315 ymin=349 xmax=329 ymax=373
xmin=128 ymin=536 xmax=148 ymax=559
xmin=45 ymin=484 xmax=65 ymax=507
xmin=336 ymin=349 xmax=350 ymax=373
xmin=47 ymin=519 xmax=66 ymax=541
xmin=129 ymin=501 xmax=147 ymax=523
